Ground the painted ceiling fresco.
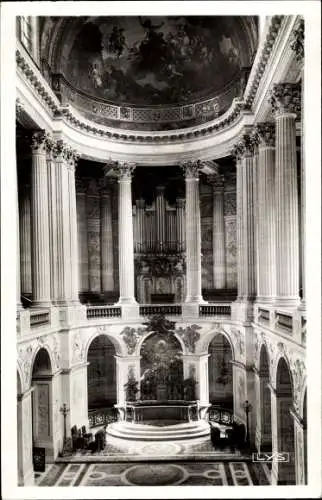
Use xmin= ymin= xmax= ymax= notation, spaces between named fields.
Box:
xmin=65 ymin=16 xmax=249 ymax=106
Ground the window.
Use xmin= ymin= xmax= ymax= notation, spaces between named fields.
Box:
xmin=20 ymin=16 xmax=33 ymax=53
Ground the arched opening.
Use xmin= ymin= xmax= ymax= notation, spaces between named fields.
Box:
xmin=87 ymin=335 xmax=117 ymax=411
xmin=208 ymin=334 xmax=233 ymax=409
xmin=303 ymin=390 xmax=307 ymax=484
xmin=140 ymin=332 xmax=183 ymax=401
xmin=259 ymin=345 xmax=272 ymax=453
xmin=31 ymin=348 xmax=54 ymax=460
xmin=276 ymin=357 xmax=296 ymax=485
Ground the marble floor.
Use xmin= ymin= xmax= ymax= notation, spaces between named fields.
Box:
xmin=57 ymin=435 xmax=246 ymax=463
xmin=35 ymin=461 xmax=271 ymax=486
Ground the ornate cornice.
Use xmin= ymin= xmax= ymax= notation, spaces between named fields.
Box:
xmin=290 ymin=18 xmax=304 ymax=64
xmin=180 ymin=160 xmax=203 ymax=180
xmin=244 ymin=16 xmax=284 ymax=108
xmin=269 ymin=83 xmax=301 ymax=118
xmin=255 ymin=122 xmax=275 ymax=147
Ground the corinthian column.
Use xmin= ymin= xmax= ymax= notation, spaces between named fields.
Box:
xmin=51 ymin=141 xmax=73 ymax=304
xmin=232 ymin=135 xmax=256 ymax=302
xmin=114 ymin=162 xmax=137 ymax=305
xmin=19 ymin=182 xmax=32 ymax=297
xmin=255 ymin=122 xmax=276 ymax=301
xmin=270 ymin=83 xmax=301 ymax=306
xmin=181 ymin=161 xmax=205 ymax=305
xmin=30 ymin=131 xmax=51 ymax=307
xmin=176 ymin=198 xmax=185 ymax=251
xmin=100 ymin=182 xmax=114 ymax=293
xmin=209 ymin=174 xmax=226 ymax=289
xmin=67 ymin=151 xmax=80 ymax=302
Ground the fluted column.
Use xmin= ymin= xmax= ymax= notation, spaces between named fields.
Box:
xmin=181 ymin=161 xmax=204 ymax=304
xmin=233 ymin=136 xmax=256 ymax=301
xmin=255 ymin=123 xmax=276 ymax=301
xmin=51 ymin=141 xmax=73 ymax=303
xmin=210 ymin=174 xmax=226 ymax=289
xmin=156 ymin=185 xmax=166 ymax=250
xmin=30 ymin=131 xmax=51 ymax=306
xmin=270 ymin=83 xmax=301 ymax=306
xmin=101 ymin=183 xmax=114 ymax=293
xmin=68 ymin=152 xmax=79 ymax=302
xmin=19 ymin=182 xmax=32 ymax=296
xmin=291 ymin=18 xmax=305 ymax=306
xmin=234 ymin=148 xmax=244 ymax=300
xmin=114 ymin=163 xmax=137 ymax=305
xmin=47 ymin=138 xmax=59 ymax=302
xmin=16 ymin=165 xmax=22 ymax=309
xmin=76 ymin=178 xmax=89 ymax=293
xmin=176 ymin=198 xmax=185 ymax=251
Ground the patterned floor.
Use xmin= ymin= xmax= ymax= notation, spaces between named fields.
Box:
xmin=35 ymin=461 xmax=271 ymax=486
xmin=58 ymin=435 xmax=244 ymax=462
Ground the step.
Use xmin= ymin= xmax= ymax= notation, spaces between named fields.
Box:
xmin=107 ymin=421 xmax=210 ymax=441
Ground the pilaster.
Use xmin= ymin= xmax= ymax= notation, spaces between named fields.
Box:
xmin=209 ymin=174 xmax=226 ymax=289
xmin=17 ymin=388 xmax=34 ymax=486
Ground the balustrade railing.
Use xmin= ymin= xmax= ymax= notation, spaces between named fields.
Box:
xmin=88 ymin=407 xmax=119 ymax=428
xmin=275 ymin=311 xmax=293 ymax=334
xmin=87 ymin=305 xmax=122 ymax=319
xmin=207 ymin=405 xmax=234 ymax=425
xmin=199 ymin=304 xmax=231 ymax=317
xmin=30 ymin=309 xmax=50 ymax=328
xmin=258 ymin=308 xmax=270 ymax=324
xmin=134 ymin=241 xmax=185 ymax=254
xmin=139 ymin=304 xmax=182 ymax=316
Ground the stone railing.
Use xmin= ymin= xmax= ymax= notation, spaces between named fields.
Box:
xmin=139 ymin=304 xmax=182 ymax=316
xmin=87 ymin=305 xmax=122 ymax=320
xmin=88 ymin=407 xmax=119 ymax=428
xmin=199 ymin=304 xmax=231 ymax=317
xmin=254 ymin=303 xmax=306 ymax=345
xmin=29 ymin=309 xmax=50 ymax=328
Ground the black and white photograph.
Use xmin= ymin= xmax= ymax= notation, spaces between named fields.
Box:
xmin=1 ymin=1 xmax=321 ymax=498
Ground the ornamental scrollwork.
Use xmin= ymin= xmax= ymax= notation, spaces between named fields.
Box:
xmin=120 ymin=326 xmax=145 ymax=355
xmin=180 ymin=160 xmax=203 ymax=180
xmin=290 ymin=18 xmax=304 ymax=63
xmin=176 ymin=324 xmax=201 ymax=353
xmin=255 ymin=122 xmax=275 ymax=147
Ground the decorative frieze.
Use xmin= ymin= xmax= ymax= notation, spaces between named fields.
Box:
xmin=290 ymin=18 xmax=304 ymax=63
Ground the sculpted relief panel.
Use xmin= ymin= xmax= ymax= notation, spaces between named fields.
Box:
xmin=225 ymin=216 xmax=237 ymax=288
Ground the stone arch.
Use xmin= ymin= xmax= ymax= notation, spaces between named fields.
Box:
xmin=135 ymin=329 xmax=186 ymax=357
xmin=30 ymin=345 xmax=54 ymax=378
xmin=84 ymin=330 xmax=125 ymax=360
xmin=198 ymin=327 xmax=235 ymax=360
xmin=258 ymin=343 xmax=272 ymax=452
xmin=300 ymin=380 xmax=307 ymax=420
xmin=272 ymin=352 xmax=294 ymax=396
xmin=208 ymin=331 xmax=234 ymax=407
xmin=275 ymin=356 xmax=296 ymax=485
xmin=87 ymin=334 xmax=117 ymax=410
xmin=31 ymin=347 xmax=55 ymax=460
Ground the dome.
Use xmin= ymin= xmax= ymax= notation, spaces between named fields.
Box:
xmin=40 ymin=16 xmax=258 ymax=130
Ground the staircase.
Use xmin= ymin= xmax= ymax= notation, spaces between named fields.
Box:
xmin=106 ymin=420 xmax=210 ymax=441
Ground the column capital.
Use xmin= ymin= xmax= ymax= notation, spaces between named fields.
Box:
xmin=30 ymin=130 xmax=48 ymax=154
xmin=232 ymin=134 xmax=256 ymax=160
xmin=105 ymin=161 xmax=136 ymax=180
xmin=136 ymin=198 xmax=145 ymax=209
xmin=255 ymin=122 xmax=276 ymax=147
xmin=208 ymin=173 xmax=225 ymax=191
xmin=176 ymin=198 xmax=185 ymax=208
xmin=269 ymin=83 xmax=301 ymax=118
xmin=53 ymin=140 xmax=79 ymax=169
xmin=180 ymin=160 xmax=203 ymax=179
xmin=290 ymin=18 xmax=304 ymax=64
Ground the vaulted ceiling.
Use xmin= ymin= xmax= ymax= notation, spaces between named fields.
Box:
xmin=39 ymin=16 xmax=258 ymax=130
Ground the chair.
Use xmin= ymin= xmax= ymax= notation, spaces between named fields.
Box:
xmin=81 ymin=425 xmax=93 ymax=448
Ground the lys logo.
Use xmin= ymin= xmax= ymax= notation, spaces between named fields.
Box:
xmin=252 ymin=452 xmax=289 ymax=462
